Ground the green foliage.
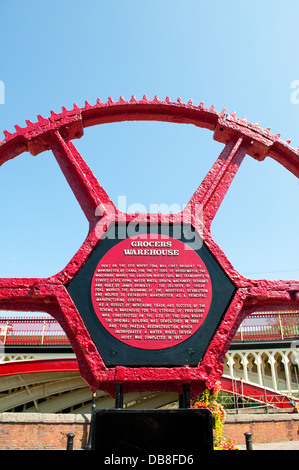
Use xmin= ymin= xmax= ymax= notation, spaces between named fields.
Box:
xmin=191 ymin=381 xmax=238 ymax=450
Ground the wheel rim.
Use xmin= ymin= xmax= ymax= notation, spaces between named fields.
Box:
xmin=0 ymin=95 xmax=298 ymax=396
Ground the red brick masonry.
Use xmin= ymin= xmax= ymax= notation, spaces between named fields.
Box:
xmin=0 ymin=412 xmax=299 ymax=450
xmin=0 ymin=413 xmax=90 ymax=450
xmin=224 ymin=413 xmax=299 ymax=446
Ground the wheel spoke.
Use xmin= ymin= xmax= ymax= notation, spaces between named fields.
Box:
xmin=183 ymin=136 xmax=249 ymax=234
xmin=48 ymin=130 xmax=116 ymax=230
xmin=243 ymin=278 xmax=299 ymax=312
xmin=0 ymin=278 xmax=58 ymax=313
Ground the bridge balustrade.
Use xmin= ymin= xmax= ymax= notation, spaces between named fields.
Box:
xmin=0 ymin=312 xmax=299 ymax=412
xmin=233 ymin=311 xmax=299 ymax=342
xmin=0 ymin=311 xmax=298 ymax=346
xmin=0 ymin=316 xmax=68 ymax=346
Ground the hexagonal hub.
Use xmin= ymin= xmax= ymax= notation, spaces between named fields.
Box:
xmin=67 ymin=224 xmax=235 ymax=366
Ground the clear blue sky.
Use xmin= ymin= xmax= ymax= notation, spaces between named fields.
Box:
xmin=0 ymin=0 xmax=298 ymax=289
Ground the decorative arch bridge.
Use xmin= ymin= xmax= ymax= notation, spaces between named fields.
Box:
xmin=0 ymin=311 xmax=298 ymax=413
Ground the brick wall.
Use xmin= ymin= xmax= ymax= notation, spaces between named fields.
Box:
xmin=224 ymin=413 xmax=299 ymax=446
xmin=0 ymin=413 xmax=91 ymax=450
xmin=0 ymin=412 xmax=299 ymax=450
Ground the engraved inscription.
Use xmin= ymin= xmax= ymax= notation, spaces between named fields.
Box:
xmin=91 ymin=234 xmax=212 ymax=350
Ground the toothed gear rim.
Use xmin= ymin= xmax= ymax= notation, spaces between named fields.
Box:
xmin=0 ymin=96 xmax=298 ymax=397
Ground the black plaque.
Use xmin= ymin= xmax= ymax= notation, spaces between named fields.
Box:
xmin=91 ymin=408 xmax=213 ymax=461
xmin=67 ymin=224 xmax=235 ymax=366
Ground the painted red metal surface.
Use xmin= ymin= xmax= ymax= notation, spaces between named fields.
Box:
xmin=0 ymin=96 xmax=298 ymax=397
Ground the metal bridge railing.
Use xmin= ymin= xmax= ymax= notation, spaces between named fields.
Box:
xmin=0 ymin=330 xmax=70 ymax=345
xmin=0 ymin=317 xmax=69 ymax=346
xmin=0 ymin=311 xmax=298 ymax=346
xmin=233 ymin=311 xmax=299 ymax=342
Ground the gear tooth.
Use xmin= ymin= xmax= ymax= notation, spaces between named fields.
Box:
xmin=275 ymin=133 xmax=281 ymax=139
xmin=108 ymin=96 xmax=113 ymax=104
xmin=14 ymin=124 xmax=22 ymax=132
xmin=286 ymin=139 xmax=291 ymax=144
xmin=36 ymin=114 xmax=48 ymax=126
xmin=119 ymin=96 xmax=125 ymax=103
xmin=188 ymin=99 xmax=193 ymax=105
xmin=73 ymin=103 xmax=79 ymax=111
xmin=153 ymin=95 xmax=159 ymax=102
xmin=176 ymin=97 xmax=182 ymax=104
xmin=209 ymin=104 xmax=215 ymax=112
xmin=25 ymin=119 xmax=33 ymax=126
xmin=142 ymin=94 xmax=148 ymax=101
xmin=130 ymin=95 xmax=137 ymax=102
xmin=3 ymin=130 xmax=12 ymax=139
xmin=50 ymin=110 xmax=57 ymax=117
xmin=96 ymin=98 xmax=102 ymax=105
xmin=62 ymin=106 xmax=68 ymax=113
xmin=198 ymin=102 xmax=204 ymax=109
xmin=50 ymin=110 xmax=59 ymax=121
xmin=165 ymin=96 xmax=170 ymax=103
xmin=220 ymin=108 xmax=226 ymax=117
xmin=227 ymin=111 xmax=237 ymax=119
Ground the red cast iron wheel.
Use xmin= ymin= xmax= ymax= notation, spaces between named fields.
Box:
xmin=0 ymin=95 xmax=298 ymax=397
